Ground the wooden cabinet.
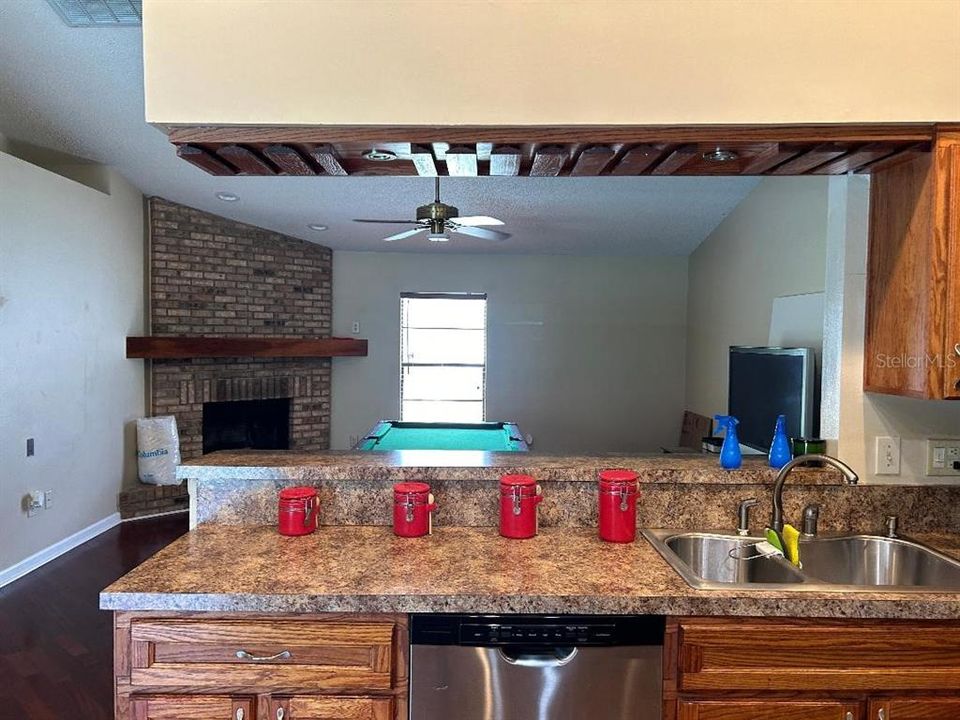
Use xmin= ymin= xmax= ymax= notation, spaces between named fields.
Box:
xmin=667 ymin=618 xmax=960 ymax=720
xmin=868 ymin=698 xmax=960 ymax=720
xmin=678 ymin=699 xmax=861 ymax=720
xmin=115 ymin=613 xmax=407 ymax=720
xmin=865 ymin=129 xmax=960 ymax=399
xmin=270 ymin=696 xmax=393 ymax=719
xmin=130 ymin=695 xmax=254 ymax=720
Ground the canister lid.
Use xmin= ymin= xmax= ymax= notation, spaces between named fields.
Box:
xmin=279 ymin=486 xmax=317 ymax=501
xmin=393 ymin=482 xmax=431 ymax=495
xmin=500 ymin=474 xmax=536 ymax=487
xmin=598 ymin=469 xmax=639 ymax=486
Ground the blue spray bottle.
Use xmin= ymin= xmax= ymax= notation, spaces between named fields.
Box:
xmin=714 ymin=415 xmax=742 ymax=470
xmin=768 ymin=414 xmax=793 ymax=469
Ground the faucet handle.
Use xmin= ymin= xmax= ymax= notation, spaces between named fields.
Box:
xmin=736 ymin=498 xmax=759 ymax=535
xmin=802 ymin=504 xmax=821 ymax=537
xmin=885 ymin=515 xmax=899 ymax=538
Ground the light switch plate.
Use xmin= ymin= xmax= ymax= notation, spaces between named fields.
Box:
xmin=875 ymin=436 xmax=901 ymax=475
xmin=926 ymin=438 xmax=960 ymax=476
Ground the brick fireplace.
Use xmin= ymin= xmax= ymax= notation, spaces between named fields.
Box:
xmin=147 ymin=198 xmax=334 ymax=461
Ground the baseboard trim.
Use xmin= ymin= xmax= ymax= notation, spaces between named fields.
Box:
xmin=121 ymin=508 xmax=188 ymax=523
xmin=0 ymin=512 xmax=122 ymax=589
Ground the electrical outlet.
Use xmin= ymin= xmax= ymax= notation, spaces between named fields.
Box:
xmin=26 ymin=490 xmax=44 ymax=517
xmin=349 ymin=435 xmax=359 ymax=447
xmin=875 ymin=436 xmax=901 ymax=475
xmin=926 ymin=438 xmax=960 ymax=476
xmin=44 ymin=490 xmax=54 ymax=509
xmin=351 ymin=321 xmax=360 ymax=334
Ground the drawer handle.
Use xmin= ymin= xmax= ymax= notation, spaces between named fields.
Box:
xmin=955 ymin=343 xmax=960 ymax=357
xmin=235 ymin=649 xmax=292 ymax=662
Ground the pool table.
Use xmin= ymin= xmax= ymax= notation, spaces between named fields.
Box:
xmin=354 ymin=420 xmax=529 ymax=451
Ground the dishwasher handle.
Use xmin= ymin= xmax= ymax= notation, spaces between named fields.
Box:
xmin=497 ymin=646 xmax=578 ymax=667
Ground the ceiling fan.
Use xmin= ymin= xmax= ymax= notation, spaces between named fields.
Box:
xmin=353 ymin=178 xmax=512 ymax=243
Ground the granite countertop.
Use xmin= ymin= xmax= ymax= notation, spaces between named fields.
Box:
xmin=178 ymin=450 xmax=837 ymax=485
xmin=100 ymin=525 xmax=960 ymax=619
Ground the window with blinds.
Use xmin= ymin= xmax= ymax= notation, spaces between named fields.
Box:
xmin=400 ymin=292 xmax=487 ymax=422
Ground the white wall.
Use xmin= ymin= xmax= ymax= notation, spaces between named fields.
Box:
xmin=331 ymin=252 xmax=688 ymax=453
xmin=143 ymin=0 xmax=960 ymax=125
xmin=685 ymin=178 xmax=829 ymax=419
xmin=0 ymin=150 xmax=145 ymax=572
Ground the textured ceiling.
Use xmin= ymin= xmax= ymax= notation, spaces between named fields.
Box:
xmin=0 ymin=2 xmax=760 ymax=255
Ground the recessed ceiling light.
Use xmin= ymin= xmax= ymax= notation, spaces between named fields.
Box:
xmin=362 ymin=148 xmax=398 ymax=162
xmin=215 ymin=192 xmax=239 ymax=202
xmin=307 ymin=224 xmax=328 ymax=232
xmin=703 ymin=148 xmax=739 ymax=163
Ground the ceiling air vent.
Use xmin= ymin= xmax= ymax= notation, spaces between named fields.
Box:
xmin=46 ymin=0 xmax=142 ymax=27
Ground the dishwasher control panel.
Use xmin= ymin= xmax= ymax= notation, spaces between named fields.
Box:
xmin=412 ymin=614 xmax=664 ymax=647
xmin=460 ymin=622 xmax=615 ymax=645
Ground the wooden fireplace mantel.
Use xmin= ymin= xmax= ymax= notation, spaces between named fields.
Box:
xmin=125 ymin=336 xmax=368 ymax=359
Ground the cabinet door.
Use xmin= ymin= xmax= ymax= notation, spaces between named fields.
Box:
xmin=678 ymin=700 xmax=860 ymax=720
xmin=869 ymin=697 xmax=960 ymax=720
xmin=271 ymin=695 xmax=393 ymax=720
xmin=940 ymin=134 xmax=960 ymax=398
xmin=130 ymin=695 xmax=254 ymax=720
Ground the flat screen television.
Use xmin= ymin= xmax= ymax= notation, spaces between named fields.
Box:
xmin=728 ymin=346 xmax=816 ymax=452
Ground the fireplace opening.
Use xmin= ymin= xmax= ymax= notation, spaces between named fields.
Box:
xmin=202 ymin=398 xmax=291 ymax=454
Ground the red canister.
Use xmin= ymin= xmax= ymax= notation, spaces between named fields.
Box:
xmin=393 ymin=482 xmax=436 ymax=537
xmin=499 ymin=474 xmax=543 ymax=539
xmin=598 ymin=469 xmax=639 ymax=543
xmin=277 ymin=486 xmax=318 ymax=536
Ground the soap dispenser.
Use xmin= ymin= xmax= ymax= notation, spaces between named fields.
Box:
xmin=714 ymin=415 xmax=742 ymax=470
xmin=768 ymin=414 xmax=793 ymax=469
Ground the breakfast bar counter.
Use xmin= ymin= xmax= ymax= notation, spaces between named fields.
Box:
xmin=100 ymin=524 xmax=960 ymax=619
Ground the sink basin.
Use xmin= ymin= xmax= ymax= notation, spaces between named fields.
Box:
xmin=644 ymin=529 xmax=960 ymax=592
xmin=664 ymin=533 xmax=805 ymax=587
xmin=799 ymin=535 xmax=960 ymax=588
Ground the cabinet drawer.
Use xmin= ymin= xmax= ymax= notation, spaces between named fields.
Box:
xmin=271 ymin=696 xmax=393 ymax=720
xmin=678 ymin=700 xmax=861 ymax=720
xmin=678 ymin=619 xmax=960 ymax=692
xmin=131 ymin=695 xmax=254 ymax=719
xmin=129 ymin=618 xmax=395 ymax=692
xmin=869 ymin=697 xmax=960 ymax=720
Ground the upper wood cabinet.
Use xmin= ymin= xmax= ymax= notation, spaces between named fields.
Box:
xmin=865 ymin=130 xmax=960 ymax=399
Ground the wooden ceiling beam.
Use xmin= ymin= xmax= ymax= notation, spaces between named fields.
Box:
xmin=167 ymin=124 xmax=935 ymax=146
xmin=176 ymin=144 xmax=236 ymax=175
xmin=489 ymin=146 xmax=522 ymax=176
xmin=810 ymin=143 xmax=897 ymax=175
xmin=445 ymin=146 xmax=478 ymax=176
xmin=529 ymin=146 xmax=567 ymax=176
xmin=609 ymin=145 xmax=663 ymax=175
xmin=409 ymin=145 xmax=438 ymax=176
xmin=309 ymin=144 xmax=348 ymax=176
xmin=740 ymin=143 xmax=797 ymax=174
xmin=854 ymin=143 xmax=927 ymax=174
xmin=650 ymin=145 xmax=699 ymax=175
xmin=215 ymin=145 xmax=276 ymax=175
xmin=262 ymin=145 xmax=317 ymax=175
xmin=570 ymin=145 xmax=615 ymax=176
xmin=771 ymin=143 xmax=848 ymax=175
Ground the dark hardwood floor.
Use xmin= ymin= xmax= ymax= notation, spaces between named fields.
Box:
xmin=0 ymin=513 xmax=188 ymax=720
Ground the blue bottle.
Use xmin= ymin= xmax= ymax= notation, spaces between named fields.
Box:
xmin=714 ymin=415 xmax=742 ymax=470
xmin=768 ymin=414 xmax=793 ymax=469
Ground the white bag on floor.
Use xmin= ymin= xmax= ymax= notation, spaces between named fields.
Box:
xmin=136 ymin=415 xmax=182 ymax=485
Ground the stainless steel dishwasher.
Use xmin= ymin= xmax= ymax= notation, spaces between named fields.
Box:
xmin=410 ymin=614 xmax=664 ymax=720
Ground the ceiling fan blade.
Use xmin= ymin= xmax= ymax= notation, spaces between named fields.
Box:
xmin=383 ymin=227 xmax=428 ymax=242
xmin=354 ymin=218 xmax=423 ymax=224
xmin=449 ymin=225 xmax=512 ymax=241
xmin=453 ymin=215 xmax=505 ymax=227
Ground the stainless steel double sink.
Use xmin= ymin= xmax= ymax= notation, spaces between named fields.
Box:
xmin=643 ymin=529 xmax=960 ymax=592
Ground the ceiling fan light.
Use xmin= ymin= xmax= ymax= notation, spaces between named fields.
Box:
xmin=427 ymin=233 xmax=450 ymax=243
